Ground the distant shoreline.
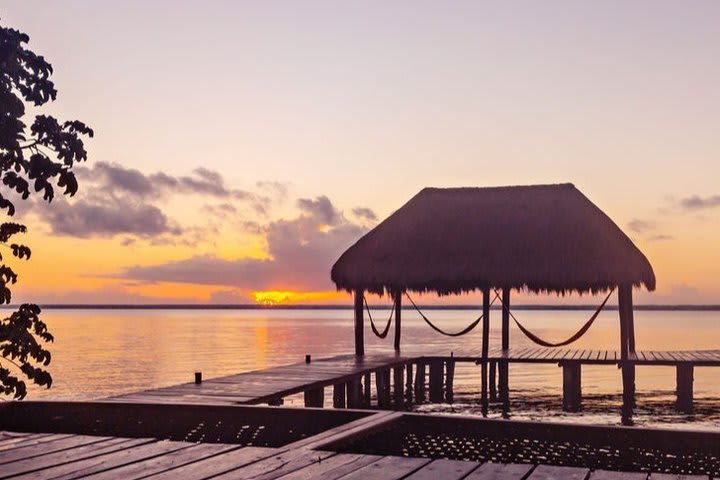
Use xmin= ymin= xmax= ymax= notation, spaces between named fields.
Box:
xmin=3 ymin=304 xmax=720 ymax=311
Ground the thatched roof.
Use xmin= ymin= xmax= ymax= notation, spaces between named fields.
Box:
xmin=331 ymin=184 xmax=655 ymax=296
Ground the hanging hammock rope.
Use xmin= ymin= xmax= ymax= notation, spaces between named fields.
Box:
xmin=494 ymin=288 xmax=615 ymax=347
xmin=404 ymin=291 xmax=499 ymax=337
xmin=364 ymin=296 xmax=395 ymax=339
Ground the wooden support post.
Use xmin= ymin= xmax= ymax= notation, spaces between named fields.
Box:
xmin=481 ymin=288 xmax=491 ymax=416
xmin=394 ymin=291 xmax=402 ymax=352
xmin=354 ymin=289 xmax=364 ymax=356
xmin=499 ymin=288 xmax=510 ymax=407
xmin=376 ymin=369 xmax=391 ymax=408
xmin=489 ymin=360 xmax=497 ymax=402
xmin=445 ymin=358 xmax=455 ymax=403
xmin=304 ymin=387 xmax=324 ymax=408
xmin=405 ymin=363 xmax=413 ymax=403
xmin=333 ymin=383 xmax=346 ymax=409
xmin=618 ymin=284 xmax=635 ymax=423
xmin=393 ymin=366 xmax=404 ymax=407
xmin=676 ymin=364 xmax=694 ymax=413
xmin=346 ymin=377 xmax=362 ymax=408
xmin=414 ymin=361 xmax=426 ymax=402
xmin=501 ymin=287 xmax=510 ymax=350
xmin=429 ymin=360 xmax=444 ymax=403
xmin=363 ymin=373 xmax=371 ymax=407
xmin=562 ymin=362 xmax=582 ymax=412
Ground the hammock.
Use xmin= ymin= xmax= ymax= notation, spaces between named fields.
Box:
xmin=404 ymin=292 xmax=498 ymax=337
xmin=495 ymin=288 xmax=615 ymax=347
xmin=364 ymin=296 xmax=394 ymax=339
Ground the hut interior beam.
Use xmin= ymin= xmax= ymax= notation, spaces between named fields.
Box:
xmin=394 ymin=290 xmax=402 ymax=352
xmin=354 ymin=289 xmax=364 ymax=356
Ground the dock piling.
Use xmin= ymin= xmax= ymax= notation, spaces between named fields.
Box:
xmin=333 ymin=383 xmax=346 ymax=408
xmin=489 ymin=360 xmax=497 ymax=402
xmin=446 ymin=358 xmax=455 ymax=403
xmin=562 ymin=362 xmax=582 ymax=412
xmin=194 ymin=372 xmax=202 ymax=384
xmin=376 ymin=369 xmax=391 ymax=408
xmin=676 ymin=364 xmax=694 ymax=412
xmin=346 ymin=377 xmax=362 ymax=408
xmin=405 ymin=363 xmax=414 ymax=403
xmin=414 ymin=361 xmax=426 ymax=402
xmin=304 ymin=387 xmax=324 ymax=408
xmin=429 ymin=359 xmax=444 ymax=403
xmin=363 ymin=373 xmax=371 ymax=407
xmin=393 ymin=366 xmax=405 ymax=407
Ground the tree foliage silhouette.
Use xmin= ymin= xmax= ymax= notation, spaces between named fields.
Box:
xmin=0 ymin=20 xmax=93 ymax=398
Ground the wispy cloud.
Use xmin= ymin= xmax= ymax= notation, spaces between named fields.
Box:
xmin=678 ymin=195 xmax=720 ymax=210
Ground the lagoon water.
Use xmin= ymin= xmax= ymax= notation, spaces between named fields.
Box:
xmin=27 ymin=308 xmax=720 ymax=429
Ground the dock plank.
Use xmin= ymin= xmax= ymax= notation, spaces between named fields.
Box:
xmin=209 ymin=449 xmax=336 ymax=480
xmin=143 ymin=446 xmax=277 ymax=480
xmin=335 ymin=455 xmax=432 ymax=480
xmin=590 ymin=470 xmax=648 ymax=479
xmin=274 ymin=452 xmax=382 ymax=480
xmin=404 ymin=458 xmax=480 ymax=479
xmin=528 ymin=464 xmax=589 ymax=479
xmin=0 ymin=437 xmax=141 ymax=478
xmin=0 ymin=434 xmax=113 ymax=465
xmin=60 ymin=442 xmax=238 ymax=480
xmin=465 ymin=463 xmax=534 ymax=479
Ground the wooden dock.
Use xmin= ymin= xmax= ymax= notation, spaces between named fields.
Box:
xmin=105 ymin=347 xmax=720 ymax=414
xmin=0 ymin=413 xmax=714 ymax=479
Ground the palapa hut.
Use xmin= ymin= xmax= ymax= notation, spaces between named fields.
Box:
xmin=331 ymin=183 xmax=655 ymax=416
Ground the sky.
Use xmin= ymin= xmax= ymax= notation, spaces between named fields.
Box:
xmin=1 ymin=1 xmax=719 ymax=305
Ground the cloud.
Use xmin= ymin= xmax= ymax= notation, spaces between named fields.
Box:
xmin=38 ymin=197 xmax=181 ymax=238
xmin=647 ymin=234 xmax=673 ymax=241
xmin=352 ymin=207 xmax=377 ymax=222
xmin=297 ymin=196 xmax=342 ymax=225
xmin=627 ymin=219 xmax=654 ymax=234
xmin=678 ymin=195 xmax=720 ymax=210
xmin=118 ymin=196 xmax=368 ymax=292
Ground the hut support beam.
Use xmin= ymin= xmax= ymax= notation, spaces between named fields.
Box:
xmin=354 ymin=289 xmax=364 ymax=356
xmin=619 ymin=285 xmax=636 ymax=423
xmin=499 ymin=288 xmax=510 ymax=406
xmin=481 ymin=288 xmax=491 ymax=416
xmin=394 ymin=291 xmax=402 ymax=351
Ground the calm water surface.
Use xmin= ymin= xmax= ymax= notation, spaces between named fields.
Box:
xmin=25 ymin=308 xmax=720 ymax=429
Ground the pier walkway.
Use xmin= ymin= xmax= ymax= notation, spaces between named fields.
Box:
xmin=104 ymin=347 xmax=720 ymax=413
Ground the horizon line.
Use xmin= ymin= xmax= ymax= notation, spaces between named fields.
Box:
xmin=3 ymin=303 xmax=720 ymax=311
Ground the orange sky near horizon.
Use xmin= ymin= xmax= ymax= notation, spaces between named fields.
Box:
xmin=2 ymin=1 xmax=720 ymax=306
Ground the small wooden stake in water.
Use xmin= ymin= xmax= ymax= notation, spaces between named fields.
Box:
xmin=305 ymin=354 xmax=311 ymax=364
xmin=194 ymin=372 xmax=202 ymax=384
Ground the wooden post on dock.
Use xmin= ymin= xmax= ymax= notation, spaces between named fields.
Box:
xmin=499 ymin=287 xmax=510 ymax=407
xmin=363 ymin=373 xmax=371 ymax=407
xmin=394 ymin=291 xmax=402 ymax=352
xmin=376 ymin=368 xmax=391 ymax=408
xmin=406 ymin=363 xmax=414 ymax=403
xmin=393 ymin=366 xmax=404 ymax=407
xmin=446 ymin=357 xmax=455 ymax=403
xmin=489 ymin=360 xmax=497 ymax=402
xmin=333 ymin=383 xmax=346 ymax=408
xmin=415 ymin=361 xmax=426 ymax=401
xmin=676 ymin=364 xmax=694 ymax=413
xmin=347 ymin=377 xmax=362 ymax=408
xmin=618 ymin=284 xmax=636 ymax=423
xmin=429 ymin=360 xmax=444 ymax=403
xmin=481 ymin=288 xmax=490 ymax=416
xmin=304 ymin=387 xmax=324 ymax=408
xmin=354 ymin=289 xmax=364 ymax=356
xmin=562 ymin=362 xmax=582 ymax=411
